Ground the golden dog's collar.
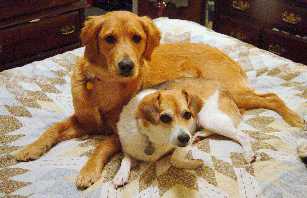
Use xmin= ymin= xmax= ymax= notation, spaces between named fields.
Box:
xmin=86 ymin=81 xmax=94 ymax=90
xmin=84 ymin=71 xmax=101 ymax=90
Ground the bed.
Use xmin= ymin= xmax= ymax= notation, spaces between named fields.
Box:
xmin=0 ymin=18 xmax=306 ymax=198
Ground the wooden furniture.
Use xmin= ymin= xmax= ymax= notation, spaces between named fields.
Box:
xmin=136 ymin=0 xmax=206 ymax=24
xmin=0 ymin=0 xmax=86 ymax=71
xmin=214 ymin=0 xmax=307 ymax=64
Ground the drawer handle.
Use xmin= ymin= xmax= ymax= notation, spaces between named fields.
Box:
xmin=268 ymin=44 xmax=285 ymax=55
xmin=29 ymin=18 xmax=41 ymax=23
xmin=154 ymin=0 xmax=168 ymax=17
xmin=230 ymin=31 xmax=247 ymax=41
xmin=232 ymin=0 xmax=250 ymax=11
xmin=60 ymin=25 xmax=76 ymax=35
xmin=282 ymin=11 xmax=302 ymax=25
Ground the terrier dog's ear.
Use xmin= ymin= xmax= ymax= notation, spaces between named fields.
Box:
xmin=136 ymin=92 xmax=161 ymax=125
xmin=182 ymin=89 xmax=203 ymax=116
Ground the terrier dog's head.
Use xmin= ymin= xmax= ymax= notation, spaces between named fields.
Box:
xmin=136 ymin=90 xmax=203 ymax=147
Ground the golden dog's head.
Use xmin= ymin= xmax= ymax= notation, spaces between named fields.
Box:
xmin=81 ymin=11 xmax=161 ymax=81
xmin=136 ymin=90 xmax=203 ymax=147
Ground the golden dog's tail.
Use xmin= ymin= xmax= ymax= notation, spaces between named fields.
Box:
xmin=233 ymin=89 xmax=305 ymax=128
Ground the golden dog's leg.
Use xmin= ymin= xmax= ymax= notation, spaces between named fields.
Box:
xmin=234 ymin=90 xmax=305 ymax=128
xmin=75 ymin=134 xmax=121 ymax=189
xmin=15 ymin=116 xmax=83 ymax=161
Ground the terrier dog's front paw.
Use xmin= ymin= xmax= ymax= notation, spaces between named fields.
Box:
xmin=189 ymin=159 xmax=204 ymax=169
xmin=75 ymin=167 xmax=101 ymax=190
xmin=15 ymin=146 xmax=45 ymax=161
xmin=244 ymin=151 xmax=256 ymax=163
xmin=112 ymin=169 xmax=129 ymax=189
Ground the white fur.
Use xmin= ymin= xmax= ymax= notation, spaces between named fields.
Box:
xmin=198 ymin=90 xmax=254 ymax=161
xmin=112 ymin=155 xmax=133 ymax=188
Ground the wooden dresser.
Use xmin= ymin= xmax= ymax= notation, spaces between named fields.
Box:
xmin=136 ymin=0 xmax=206 ymax=24
xmin=214 ymin=0 xmax=307 ymax=64
xmin=0 ymin=0 xmax=86 ymax=71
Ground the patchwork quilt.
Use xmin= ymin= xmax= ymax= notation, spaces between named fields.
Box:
xmin=0 ymin=18 xmax=306 ymax=198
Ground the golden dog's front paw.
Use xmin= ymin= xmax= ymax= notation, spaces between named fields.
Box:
xmin=75 ymin=167 xmax=101 ymax=190
xmin=15 ymin=146 xmax=45 ymax=161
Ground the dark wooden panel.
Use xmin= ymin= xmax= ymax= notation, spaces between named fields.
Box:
xmin=0 ymin=43 xmax=81 ymax=71
xmin=214 ymin=15 xmax=261 ymax=46
xmin=0 ymin=11 xmax=80 ymax=66
xmin=0 ymin=2 xmax=85 ymax=29
xmin=0 ymin=0 xmax=78 ymax=21
xmin=214 ymin=0 xmax=307 ymax=65
xmin=216 ymin=0 xmax=268 ymax=24
xmin=15 ymin=11 xmax=81 ymax=60
xmin=138 ymin=0 xmax=204 ymax=23
xmin=266 ymin=0 xmax=307 ymax=35
xmin=263 ymin=29 xmax=307 ymax=64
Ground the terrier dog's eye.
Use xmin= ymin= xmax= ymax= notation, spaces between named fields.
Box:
xmin=182 ymin=111 xmax=192 ymax=120
xmin=105 ymin=35 xmax=117 ymax=44
xmin=132 ymin=34 xmax=142 ymax=43
xmin=160 ymin=114 xmax=172 ymax=123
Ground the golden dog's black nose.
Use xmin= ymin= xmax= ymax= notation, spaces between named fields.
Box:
xmin=118 ymin=58 xmax=134 ymax=76
xmin=178 ymin=133 xmax=190 ymax=145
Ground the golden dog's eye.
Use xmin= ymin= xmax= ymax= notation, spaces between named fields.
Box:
xmin=160 ymin=113 xmax=172 ymax=123
xmin=105 ymin=35 xmax=117 ymax=44
xmin=132 ymin=34 xmax=142 ymax=43
xmin=182 ymin=111 xmax=192 ymax=120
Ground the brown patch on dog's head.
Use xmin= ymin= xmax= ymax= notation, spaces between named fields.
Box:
xmin=136 ymin=92 xmax=161 ymax=125
xmin=182 ymin=89 xmax=203 ymax=117
xmin=137 ymin=90 xmax=201 ymax=126
xmin=136 ymin=90 xmax=200 ymax=147
xmin=81 ymin=11 xmax=161 ymax=81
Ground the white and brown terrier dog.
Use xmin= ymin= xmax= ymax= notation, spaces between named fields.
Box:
xmin=113 ymin=78 xmax=255 ymax=188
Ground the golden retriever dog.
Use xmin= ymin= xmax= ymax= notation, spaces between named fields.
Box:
xmin=15 ymin=11 xmax=304 ymax=189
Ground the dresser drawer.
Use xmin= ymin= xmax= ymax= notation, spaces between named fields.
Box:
xmin=214 ymin=15 xmax=261 ymax=46
xmin=263 ymin=29 xmax=307 ymax=64
xmin=216 ymin=0 xmax=267 ymax=23
xmin=0 ymin=11 xmax=80 ymax=65
xmin=266 ymin=0 xmax=307 ymax=35
xmin=138 ymin=0 xmax=203 ymax=23
xmin=0 ymin=0 xmax=78 ymax=21
xmin=0 ymin=27 xmax=19 ymax=63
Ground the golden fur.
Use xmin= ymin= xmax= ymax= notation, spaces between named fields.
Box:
xmin=15 ymin=11 xmax=304 ymax=189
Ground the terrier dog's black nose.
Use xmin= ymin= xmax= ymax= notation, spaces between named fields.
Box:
xmin=178 ymin=133 xmax=190 ymax=145
xmin=118 ymin=58 xmax=134 ymax=76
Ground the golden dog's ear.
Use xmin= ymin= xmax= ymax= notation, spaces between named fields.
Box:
xmin=140 ymin=16 xmax=161 ymax=60
xmin=81 ymin=16 xmax=104 ymax=45
xmin=182 ymin=89 xmax=203 ymax=116
xmin=136 ymin=92 xmax=161 ymax=125
xmin=81 ymin=16 xmax=104 ymax=62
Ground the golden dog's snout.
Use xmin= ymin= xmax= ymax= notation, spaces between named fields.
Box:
xmin=118 ymin=58 xmax=135 ymax=77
